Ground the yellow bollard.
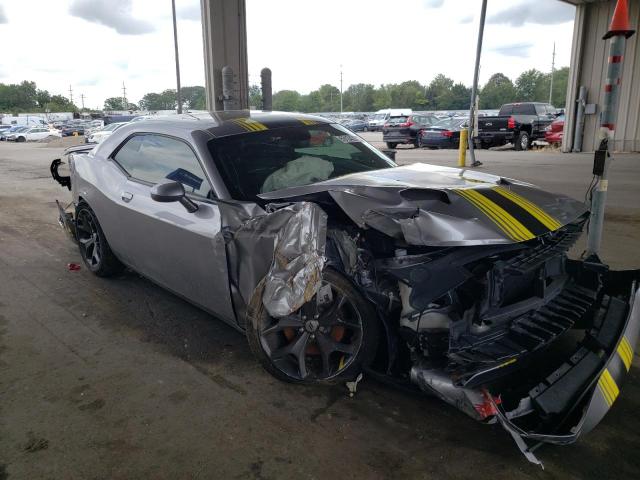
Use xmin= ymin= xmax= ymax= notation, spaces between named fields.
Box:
xmin=458 ymin=128 xmax=468 ymax=168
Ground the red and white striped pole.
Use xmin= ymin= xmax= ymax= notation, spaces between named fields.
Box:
xmin=586 ymin=0 xmax=635 ymax=257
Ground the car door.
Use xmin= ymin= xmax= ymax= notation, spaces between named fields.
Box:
xmin=103 ymin=133 xmax=236 ymax=323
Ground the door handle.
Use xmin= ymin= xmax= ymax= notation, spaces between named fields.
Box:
xmin=121 ymin=192 xmax=133 ymax=203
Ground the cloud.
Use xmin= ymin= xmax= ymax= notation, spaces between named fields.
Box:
xmin=69 ymin=0 xmax=154 ymax=35
xmin=0 ymin=5 xmax=7 ymax=24
xmin=488 ymin=0 xmax=574 ymax=27
xmin=491 ymin=43 xmax=533 ymax=57
xmin=423 ymin=0 xmax=444 ymax=8
xmin=178 ymin=4 xmax=201 ymax=21
xmin=460 ymin=14 xmax=474 ymax=24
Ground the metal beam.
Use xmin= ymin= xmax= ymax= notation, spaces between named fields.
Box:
xmin=200 ymin=0 xmax=249 ymax=111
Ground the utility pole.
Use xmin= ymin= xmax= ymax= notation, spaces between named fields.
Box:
xmin=80 ymin=94 xmax=86 ymax=110
xmin=69 ymin=85 xmax=74 ymax=105
xmin=171 ymin=0 xmax=183 ymax=114
xmin=467 ymin=0 xmax=487 ymax=168
xmin=339 ymin=65 xmax=343 ymax=113
xmin=586 ymin=0 xmax=635 ymax=258
xmin=548 ymin=42 xmax=556 ymax=105
xmin=122 ymin=82 xmax=128 ymax=110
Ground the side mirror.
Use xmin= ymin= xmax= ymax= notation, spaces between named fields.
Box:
xmin=150 ymin=180 xmax=198 ymax=213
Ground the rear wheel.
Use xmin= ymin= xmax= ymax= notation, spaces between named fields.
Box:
xmin=386 ymin=142 xmax=398 ymax=149
xmin=246 ymin=268 xmax=379 ymax=384
xmin=17 ymin=136 xmax=26 ymax=142
xmin=514 ymin=131 xmax=530 ymax=151
xmin=75 ymin=203 xmax=123 ymax=277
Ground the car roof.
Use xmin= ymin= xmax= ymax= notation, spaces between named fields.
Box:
xmin=127 ymin=110 xmax=330 ymax=138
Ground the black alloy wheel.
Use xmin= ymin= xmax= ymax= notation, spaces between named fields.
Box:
xmin=247 ymin=268 xmax=379 ymax=383
xmin=75 ymin=204 xmax=123 ymax=277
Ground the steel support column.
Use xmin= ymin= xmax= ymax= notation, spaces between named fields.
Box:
xmin=200 ymin=0 xmax=249 ymax=111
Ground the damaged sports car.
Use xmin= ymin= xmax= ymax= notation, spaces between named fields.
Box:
xmin=50 ymin=112 xmax=639 ymax=464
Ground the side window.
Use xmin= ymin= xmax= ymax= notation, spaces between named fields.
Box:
xmin=535 ymin=104 xmax=546 ymax=115
xmin=114 ymin=134 xmax=212 ymax=198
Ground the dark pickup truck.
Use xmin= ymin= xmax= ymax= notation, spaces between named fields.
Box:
xmin=475 ymin=102 xmax=558 ymax=150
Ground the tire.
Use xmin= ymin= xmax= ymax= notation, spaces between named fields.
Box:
xmin=386 ymin=142 xmax=398 ymax=149
xmin=75 ymin=203 xmax=124 ymax=277
xmin=17 ymin=136 xmax=26 ymax=142
xmin=514 ymin=131 xmax=530 ymax=151
xmin=246 ymin=267 xmax=380 ymax=384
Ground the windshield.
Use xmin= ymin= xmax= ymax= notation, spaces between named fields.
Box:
xmin=371 ymin=114 xmax=387 ymax=121
xmin=208 ymin=123 xmax=396 ymax=200
xmin=386 ymin=116 xmax=408 ymax=125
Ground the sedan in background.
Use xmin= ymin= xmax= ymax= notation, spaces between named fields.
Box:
xmin=8 ymin=126 xmax=61 ymax=142
xmin=544 ymin=114 xmax=565 ymax=145
xmin=417 ymin=117 xmax=469 ymax=149
xmin=341 ymin=118 xmax=368 ymax=132
xmin=61 ymin=125 xmax=86 ymax=137
xmin=86 ymin=122 xmax=127 ymax=144
xmin=1 ymin=126 xmax=29 ymax=141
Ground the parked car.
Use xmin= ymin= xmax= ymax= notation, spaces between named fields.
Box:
xmin=544 ymin=114 xmax=565 ymax=144
xmin=1 ymin=126 xmax=29 ymax=141
xmin=382 ymin=113 xmax=438 ymax=148
xmin=8 ymin=126 xmax=61 ymax=142
xmin=475 ymin=102 xmax=557 ymax=151
xmin=367 ymin=110 xmax=391 ymax=131
xmin=342 ymin=118 xmax=368 ymax=132
xmin=417 ymin=117 xmax=468 ymax=149
xmin=50 ymin=111 xmax=639 ymax=465
xmin=61 ymin=125 xmax=86 ymax=137
xmin=86 ymin=122 xmax=127 ymax=144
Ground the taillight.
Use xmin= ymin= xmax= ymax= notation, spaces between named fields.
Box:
xmin=507 ymin=116 xmax=515 ymax=129
xmin=399 ymin=121 xmax=414 ymax=127
xmin=441 ymin=130 xmax=453 ymax=137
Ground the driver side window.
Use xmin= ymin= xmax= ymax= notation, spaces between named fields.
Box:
xmin=113 ymin=134 xmax=212 ymax=198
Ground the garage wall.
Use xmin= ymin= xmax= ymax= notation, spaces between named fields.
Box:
xmin=564 ymin=0 xmax=640 ymax=152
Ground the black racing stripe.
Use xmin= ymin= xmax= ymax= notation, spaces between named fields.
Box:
xmin=477 ymin=189 xmax=549 ymax=236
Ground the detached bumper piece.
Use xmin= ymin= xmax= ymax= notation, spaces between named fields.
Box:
xmin=494 ymin=267 xmax=640 ymax=466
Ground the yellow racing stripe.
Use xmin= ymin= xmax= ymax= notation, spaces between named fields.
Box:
xmin=232 ymin=118 xmax=268 ymax=132
xmin=456 ymin=189 xmax=527 ymax=241
xmin=617 ymin=337 xmax=634 ymax=371
xmin=598 ymin=369 xmax=620 ymax=407
xmin=298 ymin=118 xmax=319 ymax=126
xmin=457 ymin=189 xmax=535 ymax=242
xmin=493 ymin=187 xmax=562 ymax=231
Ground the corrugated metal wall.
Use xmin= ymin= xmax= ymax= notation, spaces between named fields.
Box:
xmin=564 ymin=0 xmax=640 ymax=152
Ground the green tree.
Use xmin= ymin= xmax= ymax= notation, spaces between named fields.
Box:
xmin=138 ymin=90 xmax=177 ymax=110
xmin=387 ymin=81 xmax=428 ymax=110
xmin=425 ymin=74 xmax=454 ymax=109
xmin=272 ymin=90 xmax=301 ymax=111
xmin=249 ymin=84 xmax=262 ymax=109
xmin=515 ymin=69 xmax=546 ymax=102
xmin=104 ymin=97 xmax=125 ymax=110
xmin=48 ymin=95 xmax=77 ymax=112
xmin=180 ymin=86 xmax=206 ymax=110
xmin=479 ymin=73 xmax=516 ymax=109
xmin=343 ymin=83 xmax=375 ymax=112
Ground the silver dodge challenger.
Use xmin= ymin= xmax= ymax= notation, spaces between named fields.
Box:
xmin=51 ymin=111 xmax=639 ymax=465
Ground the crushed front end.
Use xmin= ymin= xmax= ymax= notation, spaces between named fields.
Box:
xmin=349 ymin=220 xmax=639 ymax=465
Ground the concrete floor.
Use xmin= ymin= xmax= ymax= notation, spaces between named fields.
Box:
xmin=0 ymin=138 xmax=639 ymax=479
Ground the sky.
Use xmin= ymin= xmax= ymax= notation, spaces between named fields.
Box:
xmin=0 ymin=0 xmax=576 ymax=109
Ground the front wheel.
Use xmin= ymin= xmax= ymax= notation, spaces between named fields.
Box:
xmin=385 ymin=142 xmax=398 ymax=149
xmin=75 ymin=203 xmax=124 ymax=277
xmin=16 ymin=136 xmax=26 ymax=142
xmin=246 ymin=268 xmax=379 ymax=384
xmin=514 ymin=131 xmax=530 ymax=151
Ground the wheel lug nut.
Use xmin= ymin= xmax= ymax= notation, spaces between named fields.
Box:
xmin=299 ymin=327 xmax=304 ymax=332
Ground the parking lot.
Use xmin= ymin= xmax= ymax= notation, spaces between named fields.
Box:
xmin=1 ymin=137 xmax=639 ymax=479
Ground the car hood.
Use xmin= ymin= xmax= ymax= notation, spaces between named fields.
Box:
xmin=258 ymin=163 xmax=588 ymax=246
